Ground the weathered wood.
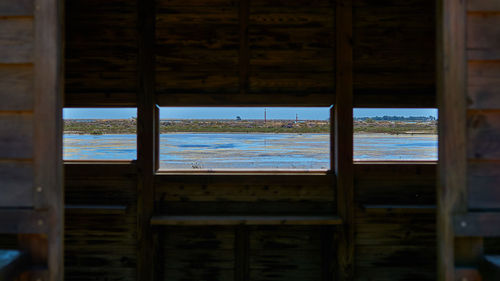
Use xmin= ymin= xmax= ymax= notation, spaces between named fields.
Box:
xmin=0 ymin=17 xmax=33 ymax=64
xmin=33 ymin=0 xmax=64 ymax=280
xmin=467 ymin=111 xmax=500 ymax=160
xmin=0 ymin=114 xmax=33 ymax=159
xmin=151 ymin=215 xmax=342 ymax=226
xmin=455 ymin=213 xmax=500 ymax=237
xmin=468 ymin=161 xmax=500 ymax=210
xmin=353 ymin=0 xmax=436 ymax=107
xmin=0 ymin=250 xmax=29 ymax=281
xmin=0 ymin=210 xmax=48 ymax=234
xmin=467 ymin=13 xmax=500 ymax=52
xmin=468 ymin=62 xmax=500 ymax=110
xmin=65 ymin=205 xmax=127 ymax=215
xmin=469 ymin=0 xmax=500 ymax=11
xmin=0 ymin=162 xmax=33 ymax=207
xmin=0 ymin=0 xmax=33 ymax=16
xmin=0 ymin=65 xmax=33 ymax=111
xmin=335 ymin=0 xmax=353 ymax=280
xmin=437 ymin=0 xmax=467 ymax=280
xmin=234 ymin=226 xmax=249 ymax=281
xmin=155 ymin=174 xmax=334 ymax=202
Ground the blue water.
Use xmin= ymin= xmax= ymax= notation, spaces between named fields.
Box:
xmin=63 ymin=133 xmax=438 ymax=169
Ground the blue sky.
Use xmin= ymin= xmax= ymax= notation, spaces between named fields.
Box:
xmin=63 ymin=107 xmax=437 ymax=120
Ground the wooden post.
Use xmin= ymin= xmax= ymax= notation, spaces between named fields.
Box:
xmin=137 ymin=0 xmax=156 ymax=280
xmin=436 ymin=0 xmax=467 ymax=280
xmin=33 ymin=0 xmax=64 ymax=279
xmin=335 ymin=0 xmax=353 ymax=280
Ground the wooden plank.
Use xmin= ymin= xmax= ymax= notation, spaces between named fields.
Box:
xmin=335 ymin=0 xmax=353 ymax=280
xmin=33 ymin=0 xmax=64 ymax=280
xmin=0 ymin=114 xmax=33 ymax=159
xmin=65 ymin=205 xmax=127 ymax=215
xmin=437 ymin=0 xmax=467 ymax=280
xmin=467 ymin=111 xmax=500 ymax=160
xmin=0 ymin=210 xmax=48 ymax=234
xmin=0 ymin=162 xmax=33 ymax=207
xmin=238 ymin=0 xmax=249 ymax=95
xmin=467 ymin=13 xmax=500 ymax=51
xmin=468 ymin=0 xmax=500 ymax=11
xmin=455 ymin=213 xmax=500 ymax=237
xmin=468 ymin=62 xmax=500 ymax=110
xmin=151 ymin=215 xmax=342 ymax=226
xmin=234 ymin=226 xmax=249 ymax=281
xmin=0 ymin=0 xmax=33 ymax=16
xmin=0 ymin=65 xmax=33 ymax=111
xmin=0 ymin=17 xmax=33 ymax=64
xmin=468 ymin=161 xmax=500 ymax=210
xmin=137 ymin=0 xmax=155 ymax=280
xmin=0 ymin=250 xmax=29 ymax=281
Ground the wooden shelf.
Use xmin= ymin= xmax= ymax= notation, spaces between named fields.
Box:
xmin=151 ymin=215 xmax=342 ymax=226
xmin=0 ymin=250 xmax=29 ymax=281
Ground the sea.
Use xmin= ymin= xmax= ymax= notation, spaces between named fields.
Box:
xmin=63 ymin=133 xmax=437 ymax=169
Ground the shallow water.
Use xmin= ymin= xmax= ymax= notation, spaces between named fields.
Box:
xmin=63 ymin=133 xmax=437 ymax=169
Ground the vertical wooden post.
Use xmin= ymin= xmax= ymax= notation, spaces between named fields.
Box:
xmin=33 ymin=0 xmax=64 ymax=279
xmin=436 ymin=0 xmax=467 ymax=280
xmin=335 ymin=0 xmax=353 ymax=280
xmin=137 ymin=0 xmax=156 ymax=279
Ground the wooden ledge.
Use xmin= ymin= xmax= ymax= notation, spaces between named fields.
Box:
xmin=455 ymin=212 xmax=500 ymax=237
xmin=65 ymin=205 xmax=127 ymax=215
xmin=0 ymin=210 xmax=48 ymax=234
xmin=0 ymin=250 xmax=29 ymax=281
xmin=151 ymin=215 xmax=342 ymax=226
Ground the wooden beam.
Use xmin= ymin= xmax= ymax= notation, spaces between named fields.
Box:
xmin=0 ymin=210 xmax=48 ymax=234
xmin=454 ymin=213 xmax=500 ymax=237
xmin=436 ymin=0 xmax=467 ymax=280
xmin=33 ymin=0 xmax=64 ymax=279
xmin=137 ymin=0 xmax=156 ymax=279
xmin=151 ymin=215 xmax=343 ymax=226
xmin=335 ymin=0 xmax=353 ymax=280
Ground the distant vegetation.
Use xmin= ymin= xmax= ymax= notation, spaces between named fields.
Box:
xmin=64 ymin=118 xmax=437 ymax=135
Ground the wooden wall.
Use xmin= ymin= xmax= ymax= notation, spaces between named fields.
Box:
xmin=59 ymin=0 xmax=439 ymax=280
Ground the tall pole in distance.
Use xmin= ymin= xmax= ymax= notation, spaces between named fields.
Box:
xmin=264 ymin=108 xmax=267 ymax=123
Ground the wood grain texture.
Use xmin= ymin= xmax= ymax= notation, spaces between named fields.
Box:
xmin=0 ymin=0 xmax=33 ymax=16
xmin=0 ymin=17 xmax=33 ymax=64
xmin=0 ymin=114 xmax=33 ymax=159
xmin=65 ymin=0 xmax=137 ymax=106
xmin=467 ymin=110 xmax=500 ymax=160
xmin=469 ymin=0 xmax=500 ymax=11
xmin=437 ymin=0 xmax=467 ymax=279
xmin=151 ymin=215 xmax=342 ymax=226
xmin=353 ymin=0 xmax=435 ymax=107
xmin=468 ymin=161 xmax=500 ymax=210
xmin=467 ymin=12 xmax=500 ymax=51
xmin=0 ymin=162 xmax=33 ymax=207
xmin=468 ymin=62 xmax=500 ymax=109
xmin=0 ymin=65 xmax=33 ymax=111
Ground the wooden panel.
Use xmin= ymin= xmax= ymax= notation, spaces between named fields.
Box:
xmin=355 ymin=164 xmax=436 ymax=205
xmin=0 ymin=210 xmax=48 ymax=234
xmin=353 ymin=0 xmax=435 ymax=107
xmin=0 ymin=114 xmax=33 ymax=159
xmin=355 ymin=208 xmax=436 ymax=281
xmin=151 ymin=215 xmax=342 ymax=226
xmin=468 ymin=13 xmax=500 ymax=51
xmin=248 ymin=0 xmax=335 ymax=96
xmin=65 ymin=0 xmax=137 ymax=106
xmin=0 ymin=17 xmax=33 ymax=64
xmin=160 ymin=226 xmax=235 ymax=281
xmin=469 ymin=0 xmax=500 ymax=11
xmin=467 ymin=111 xmax=500 ymax=160
xmin=455 ymin=213 xmax=500 ymax=237
xmin=468 ymin=62 xmax=500 ymax=110
xmin=155 ymin=0 xmax=239 ymax=97
xmin=0 ymin=65 xmax=33 ymax=111
xmin=468 ymin=161 xmax=500 ymax=210
xmin=155 ymin=174 xmax=334 ymax=202
xmin=0 ymin=0 xmax=33 ymax=16
xmin=0 ymin=162 xmax=33 ymax=207
xmin=249 ymin=226 xmax=326 ymax=281
xmin=437 ymin=0 xmax=467 ymax=279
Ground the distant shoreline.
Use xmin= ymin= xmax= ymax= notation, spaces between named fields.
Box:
xmin=64 ymin=119 xmax=437 ymax=135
